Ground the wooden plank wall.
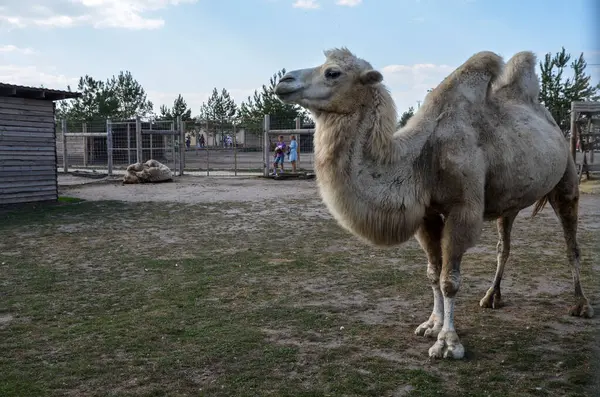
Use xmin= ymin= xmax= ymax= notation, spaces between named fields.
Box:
xmin=0 ymin=96 xmax=58 ymax=205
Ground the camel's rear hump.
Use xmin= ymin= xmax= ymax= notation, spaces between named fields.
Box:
xmin=425 ymin=51 xmax=503 ymax=107
xmin=492 ymin=51 xmax=539 ymax=103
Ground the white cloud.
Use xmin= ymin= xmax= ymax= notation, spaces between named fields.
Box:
xmin=0 ymin=60 xmax=256 ymax=115
xmin=335 ymin=0 xmax=362 ymax=6
xmin=292 ymin=0 xmax=320 ymax=9
xmin=0 ymin=44 xmax=35 ymax=54
xmin=0 ymin=0 xmax=197 ymax=30
xmin=381 ymin=62 xmax=455 ymax=114
xmin=0 ymin=64 xmax=78 ymax=88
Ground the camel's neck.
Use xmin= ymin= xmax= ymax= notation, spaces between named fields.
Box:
xmin=313 ymin=86 xmax=399 ymax=168
xmin=312 ymin=86 xmax=431 ymax=246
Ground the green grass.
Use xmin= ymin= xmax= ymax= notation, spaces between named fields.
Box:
xmin=0 ymin=197 xmax=598 ymax=397
xmin=57 ymin=196 xmax=85 ymax=203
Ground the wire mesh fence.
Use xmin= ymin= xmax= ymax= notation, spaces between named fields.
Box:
xmin=55 ymin=114 xmax=316 ymax=177
xmin=56 ymin=119 xmax=110 ymax=172
xmin=182 ymin=120 xmax=264 ymax=175
xmin=265 ymin=114 xmax=315 ymax=176
xmin=56 ymin=117 xmax=184 ymax=176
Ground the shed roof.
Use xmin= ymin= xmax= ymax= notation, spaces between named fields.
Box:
xmin=0 ymin=82 xmax=81 ymax=101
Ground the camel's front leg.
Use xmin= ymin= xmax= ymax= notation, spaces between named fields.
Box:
xmin=414 ymin=213 xmax=444 ymax=338
xmin=415 ymin=263 xmax=444 ymax=337
xmin=429 ymin=206 xmax=483 ymax=360
xmin=429 ymin=288 xmax=464 ymax=359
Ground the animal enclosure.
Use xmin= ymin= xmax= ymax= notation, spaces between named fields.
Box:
xmin=56 ymin=117 xmax=186 ymax=176
xmin=54 ymin=114 xmax=317 ymax=177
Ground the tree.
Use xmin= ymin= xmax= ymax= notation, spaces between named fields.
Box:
xmin=159 ymin=94 xmax=193 ymax=121
xmin=397 ymin=106 xmax=415 ymax=128
xmin=108 ymin=71 xmax=153 ymax=119
xmin=197 ymin=88 xmax=238 ymax=146
xmin=57 ymin=76 xmax=118 ymax=122
xmin=538 ymin=47 xmax=599 ymax=134
xmin=55 ymin=71 xmax=153 ymax=122
xmin=238 ymin=68 xmax=307 ymax=133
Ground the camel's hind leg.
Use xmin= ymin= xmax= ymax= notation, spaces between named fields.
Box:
xmin=547 ymin=165 xmax=594 ymax=318
xmin=414 ymin=213 xmax=444 ymax=338
xmin=480 ymin=212 xmax=518 ymax=309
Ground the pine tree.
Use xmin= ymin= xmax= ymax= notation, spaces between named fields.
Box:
xmin=159 ymin=94 xmax=192 ymax=121
xmin=54 ymin=71 xmax=153 ymax=122
xmin=538 ymin=47 xmax=599 ymax=134
xmin=198 ymin=88 xmax=238 ymax=146
xmin=397 ymin=106 xmax=415 ymax=128
xmin=238 ymin=68 xmax=306 ymax=133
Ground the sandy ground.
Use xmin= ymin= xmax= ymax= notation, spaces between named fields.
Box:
xmin=58 ymin=174 xmax=320 ymax=204
xmin=58 ymin=174 xmax=600 ymax=215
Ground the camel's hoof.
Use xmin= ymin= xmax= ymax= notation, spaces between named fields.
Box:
xmin=569 ymin=300 xmax=594 ymax=318
xmin=479 ymin=288 xmax=503 ymax=309
xmin=415 ymin=320 xmax=442 ymax=338
xmin=428 ymin=331 xmax=465 ymax=360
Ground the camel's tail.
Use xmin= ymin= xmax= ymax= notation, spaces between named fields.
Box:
xmin=530 ymin=194 xmax=549 ymax=218
xmin=492 ymin=51 xmax=539 ymax=103
xmin=425 ymin=51 xmax=503 ymax=106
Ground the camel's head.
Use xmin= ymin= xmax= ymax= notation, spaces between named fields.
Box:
xmin=275 ymin=47 xmax=383 ymax=114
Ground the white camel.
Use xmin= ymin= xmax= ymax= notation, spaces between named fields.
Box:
xmin=122 ymin=159 xmax=173 ymax=184
xmin=274 ymin=47 xmax=594 ymax=359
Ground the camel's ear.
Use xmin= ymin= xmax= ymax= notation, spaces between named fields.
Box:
xmin=359 ymin=69 xmax=383 ymax=85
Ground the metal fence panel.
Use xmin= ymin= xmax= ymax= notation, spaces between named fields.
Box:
xmin=56 ymin=114 xmax=316 ymax=177
xmin=56 ymin=117 xmax=183 ymax=177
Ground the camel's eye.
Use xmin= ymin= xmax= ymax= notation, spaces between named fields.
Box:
xmin=325 ymin=68 xmax=342 ymax=80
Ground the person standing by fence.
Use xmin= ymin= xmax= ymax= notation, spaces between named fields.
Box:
xmin=272 ymin=135 xmax=286 ymax=175
xmin=288 ymin=135 xmax=298 ymax=173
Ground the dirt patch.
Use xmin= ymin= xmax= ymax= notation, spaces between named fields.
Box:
xmin=59 ymin=174 xmax=318 ymax=204
xmin=580 ymin=179 xmax=600 ymax=195
xmin=0 ymin=314 xmax=14 ymax=329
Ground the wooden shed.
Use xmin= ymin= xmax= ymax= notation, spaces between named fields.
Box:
xmin=0 ymin=83 xmax=80 ymax=205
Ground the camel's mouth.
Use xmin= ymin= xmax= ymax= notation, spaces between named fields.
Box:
xmin=274 ymin=82 xmax=300 ymax=95
xmin=275 ymin=70 xmax=306 ymax=102
xmin=274 ymin=85 xmax=301 ymax=102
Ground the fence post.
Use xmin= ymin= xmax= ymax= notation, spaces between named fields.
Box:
xmin=126 ymin=122 xmax=132 ymax=165
xmin=61 ymin=119 xmax=68 ymax=173
xmin=82 ymin=122 xmax=88 ymax=166
xmin=295 ymin=117 xmax=301 ymax=170
xmin=263 ymin=114 xmax=270 ymax=177
xmin=233 ymin=123 xmax=238 ymax=176
xmin=570 ymin=103 xmax=578 ymax=167
xmin=136 ymin=116 xmax=142 ymax=163
xmin=178 ymin=116 xmax=185 ymax=176
xmin=206 ymin=145 xmax=210 ymax=176
xmin=106 ymin=118 xmax=113 ymax=176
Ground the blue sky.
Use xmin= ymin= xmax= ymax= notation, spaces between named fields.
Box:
xmin=0 ymin=0 xmax=598 ymax=116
